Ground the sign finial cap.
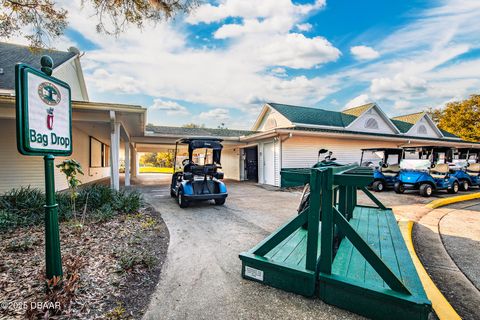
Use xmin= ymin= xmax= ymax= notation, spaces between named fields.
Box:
xmin=40 ymin=55 xmax=54 ymax=76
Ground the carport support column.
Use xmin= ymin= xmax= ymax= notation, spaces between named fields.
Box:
xmin=124 ymin=142 xmax=131 ymax=186
xmin=110 ymin=111 xmax=120 ymax=191
xmin=131 ymin=146 xmax=137 ymax=177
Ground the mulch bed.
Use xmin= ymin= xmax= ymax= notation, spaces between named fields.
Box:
xmin=0 ymin=205 xmax=169 ymax=319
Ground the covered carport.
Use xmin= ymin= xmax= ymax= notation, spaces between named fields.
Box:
xmin=130 ymin=126 xmax=254 ymax=181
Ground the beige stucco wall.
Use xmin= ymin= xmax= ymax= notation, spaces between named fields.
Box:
xmin=0 ymin=119 xmax=110 ymax=193
xmin=281 ymin=135 xmax=400 ymax=168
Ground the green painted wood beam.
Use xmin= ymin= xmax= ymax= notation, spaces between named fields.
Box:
xmin=332 ymin=207 xmax=411 ymax=295
xmin=306 ymin=169 xmax=321 ymax=271
xmin=319 ymin=168 xmax=334 ymax=274
xmin=360 ymin=186 xmax=387 ymax=210
xmin=253 ymin=208 xmax=309 ymax=256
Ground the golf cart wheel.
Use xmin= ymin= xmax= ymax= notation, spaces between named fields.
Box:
xmin=419 ymin=183 xmax=433 ymax=197
xmin=394 ymin=182 xmax=405 ymax=194
xmin=178 ymin=189 xmax=189 ymax=208
xmin=460 ymin=180 xmax=469 ymax=191
xmin=372 ymin=180 xmax=385 ymax=192
xmin=214 ymin=198 xmax=226 ymax=205
xmin=170 ymin=189 xmax=177 ymax=198
xmin=448 ymin=181 xmax=459 ymax=194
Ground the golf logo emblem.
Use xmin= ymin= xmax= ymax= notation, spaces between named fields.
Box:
xmin=38 ymin=82 xmax=61 ymax=106
xmin=46 ymin=107 xmax=54 ymax=130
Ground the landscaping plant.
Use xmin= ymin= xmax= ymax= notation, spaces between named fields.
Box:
xmin=56 ymin=159 xmax=84 ymax=221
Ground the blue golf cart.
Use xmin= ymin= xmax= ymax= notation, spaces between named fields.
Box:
xmin=170 ymin=138 xmax=228 ymax=208
xmin=450 ymin=147 xmax=480 ymax=190
xmin=394 ymin=146 xmax=459 ymax=197
xmin=360 ymin=148 xmax=403 ymax=192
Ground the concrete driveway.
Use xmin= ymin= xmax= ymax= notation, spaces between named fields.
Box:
xmin=135 ymin=174 xmax=478 ymax=319
xmin=139 ymin=177 xmax=363 ymax=320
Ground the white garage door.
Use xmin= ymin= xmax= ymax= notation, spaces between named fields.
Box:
xmin=263 ymin=142 xmax=275 ymax=185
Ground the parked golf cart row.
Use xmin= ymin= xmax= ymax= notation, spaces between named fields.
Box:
xmin=361 ymin=146 xmax=480 ymax=197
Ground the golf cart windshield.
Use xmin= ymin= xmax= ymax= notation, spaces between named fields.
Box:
xmin=400 ymin=159 xmax=431 ymax=171
xmin=360 ymin=148 xmax=402 ymax=167
xmin=174 ymin=138 xmax=223 ymax=172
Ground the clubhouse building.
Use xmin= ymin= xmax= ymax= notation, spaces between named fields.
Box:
xmin=0 ymin=42 xmax=477 ymax=191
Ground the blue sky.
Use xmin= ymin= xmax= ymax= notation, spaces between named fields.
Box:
xmin=49 ymin=0 xmax=480 ymax=128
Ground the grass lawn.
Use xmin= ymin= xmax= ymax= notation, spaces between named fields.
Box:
xmin=140 ymin=167 xmax=174 ymax=173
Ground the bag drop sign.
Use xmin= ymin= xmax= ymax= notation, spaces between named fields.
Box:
xmin=16 ymin=64 xmax=72 ymax=156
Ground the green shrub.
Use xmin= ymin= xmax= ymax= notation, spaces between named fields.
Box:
xmin=0 ymin=187 xmax=45 ymax=230
xmin=91 ymin=204 xmax=115 ymax=222
xmin=5 ymin=236 xmax=38 ymax=252
xmin=116 ymin=249 xmax=157 ymax=273
xmin=0 ymin=184 xmax=143 ymax=231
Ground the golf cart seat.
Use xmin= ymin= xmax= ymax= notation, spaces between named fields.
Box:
xmin=380 ymin=164 xmax=400 ymax=177
xmin=430 ymin=163 xmax=449 ymax=179
xmin=467 ymin=163 xmax=480 ymax=175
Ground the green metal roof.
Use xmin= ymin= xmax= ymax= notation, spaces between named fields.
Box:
xmin=146 ymin=125 xmax=255 ymax=137
xmin=268 ymin=102 xmax=459 ymax=139
xmin=268 ymin=103 xmax=357 ymax=127
xmin=390 ymin=119 xmax=414 ymax=133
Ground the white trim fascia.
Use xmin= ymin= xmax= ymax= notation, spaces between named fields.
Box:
xmin=251 ymin=103 xmax=295 ymax=131
xmin=345 ymin=103 xmax=401 ymax=134
xmin=251 ymin=104 xmax=270 ymax=131
xmin=74 ymin=57 xmax=89 ymax=101
xmin=292 ymin=122 xmax=346 ymax=131
xmin=274 ymin=128 xmax=478 ymax=146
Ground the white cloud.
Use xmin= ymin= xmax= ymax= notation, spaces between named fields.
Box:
xmin=149 ymin=99 xmax=190 ymax=116
xmin=370 ymin=74 xmax=428 ymax=98
xmin=350 ymin=45 xmax=380 ymax=60
xmin=198 ymin=108 xmax=230 ymax=121
xmin=344 ymin=94 xmax=370 ymax=109
xmin=250 ymin=33 xmax=340 ymax=69
xmin=86 ymin=68 xmax=144 ymax=94
xmin=271 ymin=67 xmax=287 ymax=76
xmin=58 ymin=0 xmax=340 ymax=118
xmin=186 ymin=0 xmax=326 ymax=25
xmin=296 ymin=23 xmax=313 ymax=32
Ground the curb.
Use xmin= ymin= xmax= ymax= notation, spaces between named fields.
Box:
xmin=425 ymin=192 xmax=480 ymax=209
xmin=399 ymin=221 xmax=461 ymax=320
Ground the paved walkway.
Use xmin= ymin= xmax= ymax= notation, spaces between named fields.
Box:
xmin=131 ymin=174 xmax=479 ymax=319
xmin=413 ymin=200 xmax=480 ymax=320
xmin=140 ymin=180 xmax=363 ymax=320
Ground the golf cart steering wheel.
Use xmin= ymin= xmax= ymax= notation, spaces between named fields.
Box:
xmin=379 ymin=161 xmax=388 ymax=168
xmin=182 ymin=159 xmax=191 ymax=166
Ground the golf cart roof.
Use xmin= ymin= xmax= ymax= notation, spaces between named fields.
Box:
xmin=178 ymin=137 xmax=223 ymax=143
xmin=403 ymin=146 xmax=453 ymax=152
xmin=361 ymin=148 xmax=403 ymax=153
xmin=177 ymin=138 xmax=223 ymax=151
xmin=457 ymin=147 xmax=480 ymax=153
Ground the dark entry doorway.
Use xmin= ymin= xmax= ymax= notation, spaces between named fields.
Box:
xmin=244 ymin=146 xmax=258 ymax=181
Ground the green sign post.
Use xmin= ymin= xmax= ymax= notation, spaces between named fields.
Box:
xmin=15 ymin=56 xmax=72 ymax=280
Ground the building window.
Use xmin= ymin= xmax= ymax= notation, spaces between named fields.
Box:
xmin=89 ymin=136 xmax=110 ymax=168
xmin=365 ymin=118 xmax=379 ymax=129
xmin=417 ymin=125 xmax=427 ymax=135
